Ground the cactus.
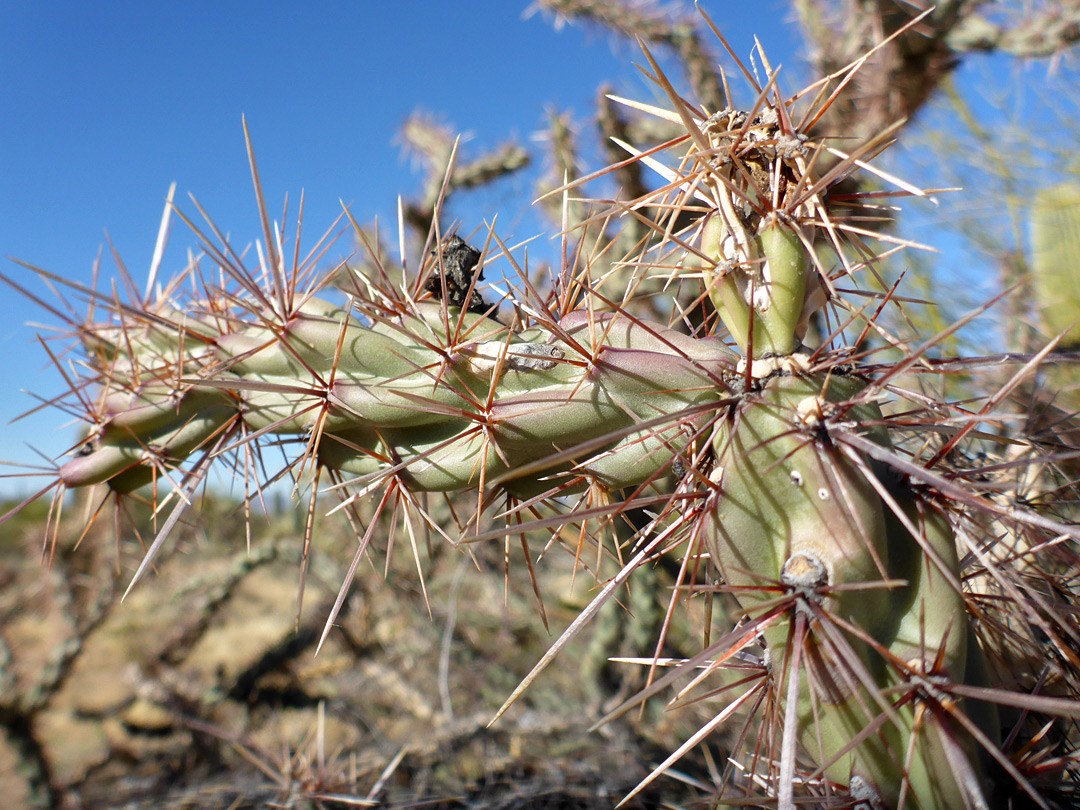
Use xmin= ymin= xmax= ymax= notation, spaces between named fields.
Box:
xmin=1031 ymin=183 xmax=1080 ymax=348
xmin=6 ymin=19 xmax=1080 ymax=810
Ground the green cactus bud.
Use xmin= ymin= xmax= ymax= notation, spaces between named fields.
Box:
xmin=701 ymin=215 xmax=810 ymax=357
xmin=757 ymin=219 xmax=808 ymax=352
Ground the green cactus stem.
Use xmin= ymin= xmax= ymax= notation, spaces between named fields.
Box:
xmin=705 ymin=365 xmax=994 ymax=808
xmin=61 ymin=299 xmax=734 ymax=497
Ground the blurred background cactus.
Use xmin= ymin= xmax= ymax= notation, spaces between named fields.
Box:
xmin=4 ymin=3 xmax=1080 ymax=809
xmin=1032 ymin=183 xmax=1080 ymax=348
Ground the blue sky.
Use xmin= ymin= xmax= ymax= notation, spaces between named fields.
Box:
xmin=0 ymin=2 xmax=804 ymax=496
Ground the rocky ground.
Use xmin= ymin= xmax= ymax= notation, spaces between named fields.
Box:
xmin=0 ymin=490 xmax=723 ymax=809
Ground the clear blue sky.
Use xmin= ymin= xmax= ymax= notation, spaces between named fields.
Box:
xmin=0 ymin=2 xmax=804 ymax=496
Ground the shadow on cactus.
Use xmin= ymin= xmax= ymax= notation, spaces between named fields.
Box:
xmin=4 ymin=16 xmax=1080 ymax=810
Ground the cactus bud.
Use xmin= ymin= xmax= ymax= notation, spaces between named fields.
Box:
xmin=701 ymin=215 xmax=810 ymax=357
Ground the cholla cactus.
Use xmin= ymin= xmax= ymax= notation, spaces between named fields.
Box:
xmin=6 ymin=19 xmax=1080 ymax=810
xmin=1032 ymin=183 xmax=1080 ymax=348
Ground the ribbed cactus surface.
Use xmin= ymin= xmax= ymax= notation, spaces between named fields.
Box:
xmin=61 ymin=293 xmax=733 ymax=497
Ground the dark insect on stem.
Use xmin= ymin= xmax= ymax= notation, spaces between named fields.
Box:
xmin=426 ymin=235 xmax=488 ymax=314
